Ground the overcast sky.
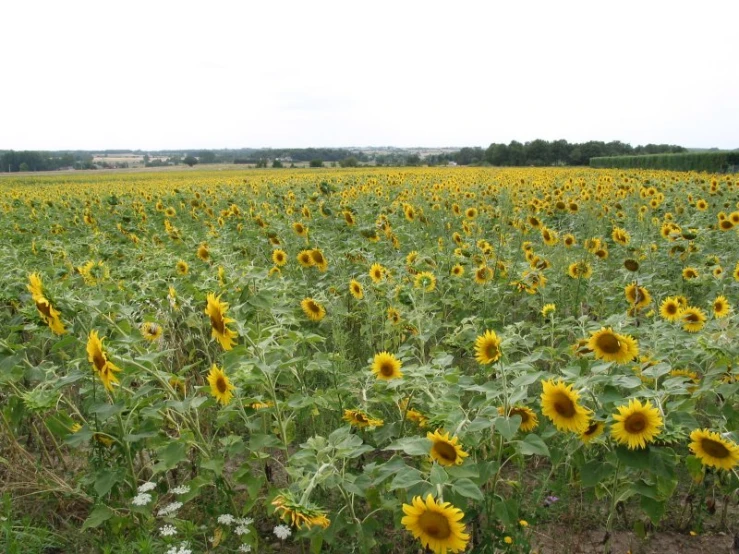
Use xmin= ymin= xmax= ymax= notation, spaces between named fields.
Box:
xmin=1 ymin=0 xmax=737 ymax=150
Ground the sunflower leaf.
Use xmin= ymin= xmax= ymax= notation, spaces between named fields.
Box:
xmin=451 ymin=478 xmax=484 ymax=501
xmin=384 ymin=437 xmax=432 ymax=456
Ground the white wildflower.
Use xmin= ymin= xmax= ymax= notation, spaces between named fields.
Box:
xmin=158 ymin=501 xmax=183 ymax=517
xmin=238 ymin=545 xmax=252 ymax=553
xmin=273 ymin=524 xmax=291 ymax=540
xmin=170 ymin=485 xmax=190 ymax=495
xmin=132 ymin=493 xmax=152 ymax=506
xmin=235 ymin=517 xmax=254 ymax=526
xmin=137 ymin=481 xmax=156 ymax=493
xmin=165 ymin=542 xmax=192 ymax=554
xmin=217 ymin=513 xmax=235 ymax=525
xmin=234 ymin=524 xmax=250 ymax=536
xmin=159 ymin=524 xmax=177 ymax=537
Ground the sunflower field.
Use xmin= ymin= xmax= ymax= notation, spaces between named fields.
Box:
xmin=1 ymin=167 xmax=738 ymax=553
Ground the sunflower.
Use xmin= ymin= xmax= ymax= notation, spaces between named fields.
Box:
xmin=27 ymin=272 xmax=44 ymax=299
xmin=310 ymin=249 xmax=328 ymax=272
xmin=541 ymin=303 xmax=556 ymax=317
xmin=369 ymin=263 xmax=386 ymax=283
xmin=580 ymin=421 xmax=605 ymax=444
xmin=540 ymin=380 xmax=591 ymax=433
xmin=297 ymin=249 xmax=315 ymax=268
xmin=623 ymin=258 xmax=640 ymax=272
xmin=301 ymin=297 xmax=326 ymax=322
xmin=197 ymin=243 xmax=210 ymax=262
xmin=401 ymin=494 xmax=469 ymax=554
xmin=612 ymin=227 xmax=631 ymax=246
xmin=86 ymin=330 xmax=121 ymax=392
xmin=689 ymin=429 xmax=739 ymax=471
xmin=567 ymin=261 xmax=592 ymax=279
xmin=450 ymin=264 xmax=465 ymax=277
xmin=680 ymin=306 xmax=707 ymax=332
xmin=624 ymin=283 xmax=651 ymax=310
xmin=563 ymin=233 xmax=576 ymax=247
xmin=33 ymin=295 xmax=66 ymax=335
xmin=371 ymin=351 xmax=402 ymax=381
xmin=474 ymin=330 xmax=502 ymax=364
xmin=414 ymin=271 xmax=436 ymax=292
xmin=659 ymin=297 xmax=682 ymax=322
xmin=349 ymin=279 xmax=364 ymax=300
xmin=205 ymin=293 xmax=238 ymax=350
xmin=611 ymin=399 xmax=663 ymax=450
xmin=207 ymin=364 xmax=235 ymax=406
xmin=427 ymin=430 xmax=468 ymax=466
xmin=343 ymin=409 xmax=383 ymax=428
xmin=587 ymin=327 xmax=639 ymax=364
xmin=292 ymin=222 xmax=308 ymax=237
xmin=734 ymin=262 xmax=739 ymax=282
xmin=682 ymin=267 xmax=699 ymax=280
xmin=712 ymin=295 xmax=731 ymax=318
xmin=272 ymin=492 xmax=330 ymax=530
xmin=474 ymin=265 xmax=493 ymax=284
xmin=141 ymin=321 xmax=162 ymax=341
xmin=406 ymin=251 xmax=419 ymax=265
xmin=343 ymin=210 xmax=356 ymax=225
xmin=498 ymin=406 xmax=539 ymax=432
xmin=272 ymin=249 xmax=288 ymax=266
xmin=176 ymin=260 xmax=189 ymax=275
xmin=387 ymin=307 xmax=401 ymax=325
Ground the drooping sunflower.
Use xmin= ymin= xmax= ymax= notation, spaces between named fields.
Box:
xmin=349 ymin=279 xmax=364 ymax=300
xmin=498 ymin=406 xmax=539 ymax=432
xmin=197 ymin=243 xmax=210 ymax=262
xmin=474 ymin=330 xmax=502 ymax=364
xmin=272 ymin=491 xmax=330 ymax=530
xmin=176 ymin=260 xmax=189 ymax=275
xmin=310 ymin=249 xmax=328 ymax=272
xmin=688 ymin=429 xmax=739 ymax=471
xmin=712 ymin=295 xmax=731 ymax=318
xmin=33 ymin=295 xmax=67 ymax=335
xmin=680 ymin=306 xmax=707 ymax=333
xmin=141 ymin=321 xmax=162 ymax=341
xmin=207 ymin=364 xmax=235 ymax=406
xmin=343 ymin=409 xmax=383 ymax=428
xmin=580 ymin=421 xmax=605 ymax=444
xmin=369 ymin=263 xmax=386 ymax=283
xmin=541 ymin=303 xmax=556 ymax=317
xmin=587 ymin=327 xmax=639 ymax=364
xmin=659 ymin=297 xmax=682 ymax=322
xmin=624 ymin=283 xmax=651 ymax=310
xmin=297 ymin=249 xmax=314 ymax=268
xmin=205 ymin=293 xmax=238 ymax=350
xmin=272 ymin=249 xmax=288 ymax=267
xmin=611 ymin=399 xmax=663 ymax=450
xmin=86 ymin=330 xmax=121 ymax=392
xmin=540 ymin=380 xmax=591 ymax=433
xmin=401 ymin=494 xmax=469 ymax=554
xmin=301 ymin=297 xmax=326 ymax=322
xmin=370 ymin=351 xmax=402 ymax=381
xmin=27 ymin=273 xmax=44 ymax=299
xmin=427 ymin=430 xmax=468 ymax=466
xmin=414 ymin=271 xmax=436 ymax=292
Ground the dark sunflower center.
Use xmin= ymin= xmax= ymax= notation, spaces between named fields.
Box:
xmin=308 ymin=302 xmax=320 ymax=313
xmin=715 ymin=302 xmax=724 ymax=311
xmin=552 ymin=393 xmax=576 ymax=418
xmin=36 ymin=300 xmax=53 ymax=318
xmin=216 ymin=376 xmax=228 ymax=394
xmin=418 ymin=511 xmax=452 ymax=539
xmin=93 ymin=352 xmax=107 ymax=372
xmin=584 ymin=422 xmax=599 ymax=436
xmin=510 ymin=408 xmax=529 ymax=424
xmin=624 ymin=413 xmax=647 ymax=434
xmin=685 ymin=313 xmax=699 ymax=323
xmin=666 ymin=304 xmax=678 ymax=315
xmin=355 ymin=413 xmax=368 ymax=423
xmin=210 ymin=313 xmax=225 ymax=334
xmin=380 ymin=362 xmax=395 ymax=376
xmin=485 ymin=342 xmax=499 ymax=360
xmin=596 ymin=333 xmax=621 ymax=354
xmin=701 ymin=438 xmax=729 ymax=458
xmin=433 ymin=441 xmax=458 ymax=462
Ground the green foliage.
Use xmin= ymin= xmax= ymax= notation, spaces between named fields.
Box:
xmin=591 ymin=151 xmax=739 ymax=172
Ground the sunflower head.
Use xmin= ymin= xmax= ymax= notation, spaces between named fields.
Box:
xmin=207 ymin=364 xmax=235 ymax=406
xmin=680 ymin=306 xmax=707 ymax=333
xmin=689 ymin=429 xmax=739 ymax=471
xmin=587 ymin=327 xmax=638 ymax=364
xmin=301 ymin=297 xmax=326 ymax=322
xmin=343 ymin=409 xmax=383 ymax=428
xmin=712 ymin=295 xmax=731 ymax=318
xmin=272 ymin=249 xmax=288 ymax=266
xmin=349 ymin=279 xmax=364 ymax=300
xmin=498 ymin=406 xmax=539 ymax=433
xmin=611 ymin=399 xmax=663 ymax=450
xmin=474 ymin=330 xmax=502 ymax=364
xmin=141 ymin=321 xmax=162 ymax=341
xmin=176 ymin=260 xmax=189 ymax=275
xmin=272 ymin=491 xmax=330 ymax=530
xmin=427 ymin=430 xmax=469 ymax=466
xmin=580 ymin=421 xmax=605 ymax=444
xmin=205 ymin=293 xmax=238 ymax=350
xmin=297 ymin=249 xmax=315 ymax=267
xmin=540 ymin=379 xmax=591 ymax=433
xmin=369 ymin=263 xmax=386 ymax=283
xmin=659 ymin=297 xmax=682 ymax=322
xmin=414 ymin=271 xmax=436 ymax=292
xmin=401 ymin=494 xmax=469 ymax=554
xmin=371 ymin=351 xmax=402 ymax=381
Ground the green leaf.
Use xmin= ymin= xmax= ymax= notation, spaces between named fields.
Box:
xmin=153 ymin=441 xmax=187 ymax=473
xmin=429 ymin=464 xmax=448 ymax=487
xmin=94 ymin=469 xmax=121 ymax=497
xmin=517 ymin=433 xmax=550 ymax=457
xmin=201 ymin=457 xmax=224 ymax=477
xmin=493 ymin=498 xmax=518 ymax=525
xmin=615 ymin=446 xmax=651 ymax=470
xmin=451 ymin=478 xmax=484 ymax=501
xmin=81 ymin=505 xmax=114 ymax=530
xmin=384 ymin=437 xmax=432 ymax=456
xmin=389 ymin=468 xmax=425 ymax=490
xmin=494 ymin=415 xmax=521 ymax=440
xmin=580 ymin=460 xmax=613 ymax=488
xmin=640 ymin=496 xmax=665 ymax=524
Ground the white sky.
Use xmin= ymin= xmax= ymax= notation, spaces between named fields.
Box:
xmin=1 ymin=0 xmax=737 ymax=150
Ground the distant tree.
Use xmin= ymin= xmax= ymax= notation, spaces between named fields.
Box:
xmin=197 ymin=150 xmax=217 ymax=164
xmin=183 ymin=155 xmax=198 ymax=167
xmin=272 ymin=159 xmax=283 ymax=168
xmin=19 ymin=162 xmax=29 ymax=172
xmin=404 ymin=154 xmax=421 ymax=166
xmin=339 ymin=156 xmax=359 ymax=168
xmin=143 ymin=154 xmax=150 ymax=164
xmin=309 ymin=159 xmax=324 ymax=168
